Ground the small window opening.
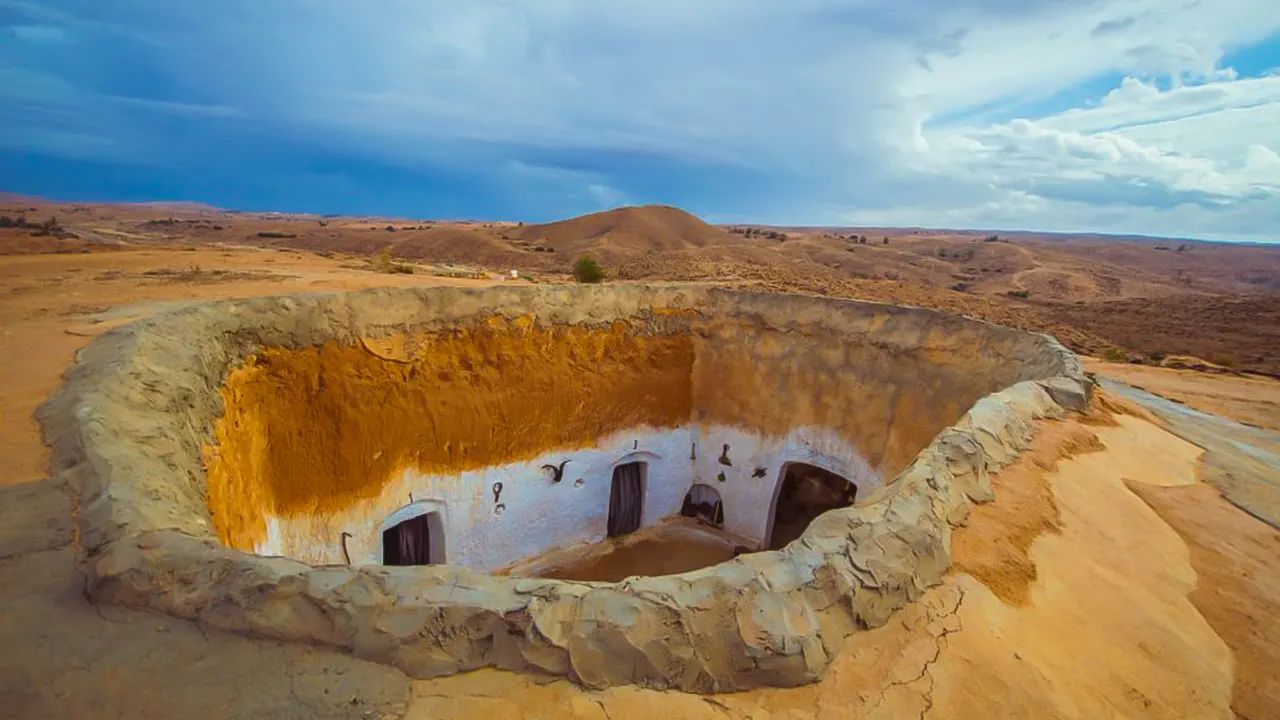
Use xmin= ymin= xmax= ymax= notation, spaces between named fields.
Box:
xmin=680 ymin=483 xmax=725 ymax=527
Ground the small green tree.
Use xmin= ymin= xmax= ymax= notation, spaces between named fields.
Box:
xmin=573 ymin=255 xmax=605 ymax=283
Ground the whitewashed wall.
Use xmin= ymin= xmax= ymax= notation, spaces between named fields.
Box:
xmin=259 ymin=426 xmax=694 ymax=571
xmin=256 ymin=423 xmax=879 ymax=571
xmin=692 ymin=425 xmax=881 ymax=544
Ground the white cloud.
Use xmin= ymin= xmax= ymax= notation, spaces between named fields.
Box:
xmin=1044 ymin=75 xmax=1280 ymax=136
xmin=8 ymin=23 xmax=68 ymax=43
xmin=881 ymin=72 xmax=1280 ymax=240
xmin=844 ymin=191 xmax=1280 ymax=242
xmin=0 ymin=0 xmax=1278 ymax=239
xmin=904 ymin=0 xmax=1280 ymax=113
xmin=587 ymin=183 xmax=631 ymax=208
xmin=105 ymin=96 xmax=247 ymax=119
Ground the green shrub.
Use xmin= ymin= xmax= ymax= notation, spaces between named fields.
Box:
xmin=1007 ymin=289 xmax=1031 ymax=299
xmin=371 ymin=247 xmax=414 ymax=274
xmin=573 ymin=255 xmax=605 ymax=284
xmin=1103 ymin=348 xmax=1128 ymax=363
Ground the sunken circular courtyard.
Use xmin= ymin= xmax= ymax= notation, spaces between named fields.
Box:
xmin=39 ymin=284 xmax=1089 ymax=692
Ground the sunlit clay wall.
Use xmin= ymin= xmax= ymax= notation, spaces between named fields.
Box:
xmin=204 ymin=292 xmax=1050 ymax=573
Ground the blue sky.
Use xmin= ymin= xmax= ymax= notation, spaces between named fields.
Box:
xmin=1 ymin=1 xmax=1278 ymax=241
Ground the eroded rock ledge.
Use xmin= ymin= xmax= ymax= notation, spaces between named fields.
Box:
xmin=38 ymin=285 xmax=1088 ymax=692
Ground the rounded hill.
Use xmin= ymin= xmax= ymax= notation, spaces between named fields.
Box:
xmin=511 ymin=205 xmax=739 ymax=263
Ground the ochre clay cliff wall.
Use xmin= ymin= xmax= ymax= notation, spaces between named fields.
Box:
xmin=206 ymin=316 xmax=696 ymax=550
xmin=690 ymin=293 xmax=1049 ymax=479
xmin=39 ymin=285 xmax=1089 ymax=692
xmin=205 ymin=289 xmax=1068 ymax=570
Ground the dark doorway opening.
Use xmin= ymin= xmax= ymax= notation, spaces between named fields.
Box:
xmin=766 ymin=463 xmax=856 ymax=550
xmin=607 ymin=462 xmax=647 ymax=537
xmin=382 ymin=511 xmax=445 ymax=566
xmin=681 ymin=483 xmax=725 ymax=527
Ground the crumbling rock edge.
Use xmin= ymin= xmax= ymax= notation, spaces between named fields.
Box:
xmin=37 ymin=284 xmax=1089 ymax=692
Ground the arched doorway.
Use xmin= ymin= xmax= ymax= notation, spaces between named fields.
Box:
xmin=765 ymin=463 xmax=856 ymax=550
xmin=680 ymin=483 xmax=724 ymax=527
xmin=382 ymin=510 xmax=446 ymax=566
xmin=607 ymin=461 xmax=647 ymax=537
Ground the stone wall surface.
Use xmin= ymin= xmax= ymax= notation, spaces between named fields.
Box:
xmin=38 ymin=285 xmax=1089 ymax=692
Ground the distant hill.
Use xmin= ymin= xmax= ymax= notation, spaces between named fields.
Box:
xmin=391 ymin=226 xmax=535 ymax=268
xmin=122 ymin=201 xmax=225 ymax=212
xmin=510 ymin=205 xmax=740 ymax=264
xmin=6 ymin=195 xmax=1280 ymax=373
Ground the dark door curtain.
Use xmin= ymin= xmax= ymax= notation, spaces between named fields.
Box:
xmin=608 ymin=463 xmax=644 ymax=537
xmin=386 ymin=514 xmax=432 ymax=565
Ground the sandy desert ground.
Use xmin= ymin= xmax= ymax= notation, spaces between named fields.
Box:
xmin=1 ymin=205 xmax=1278 ymax=719
xmin=6 ymin=199 xmax=1280 ymax=374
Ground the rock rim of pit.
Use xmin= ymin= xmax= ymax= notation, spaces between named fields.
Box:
xmin=38 ymin=284 xmax=1089 ymax=692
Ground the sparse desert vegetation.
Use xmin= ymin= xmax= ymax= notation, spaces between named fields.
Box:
xmin=6 ymin=199 xmax=1279 ymax=375
xmin=1 ymin=197 xmax=1278 ymax=720
xmin=572 ymin=254 xmax=604 ymax=283
xmin=371 ymin=247 xmax=415 ymax=274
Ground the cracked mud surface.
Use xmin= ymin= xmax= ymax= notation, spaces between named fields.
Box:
xmin=0 ymin=477 xmax=412 ymax=720
xmin=0 ymin=255 xmax=501 ymax=720
xmin=396 ymin=411 xmax=1241 ymax=719
xmin=0 ymin=375 xmax=1265 ymax=719
xmin=45 ymin=283 xmax=1084 ymax=690
xmin=1 ymin=249 xmax=1276 ymax=717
